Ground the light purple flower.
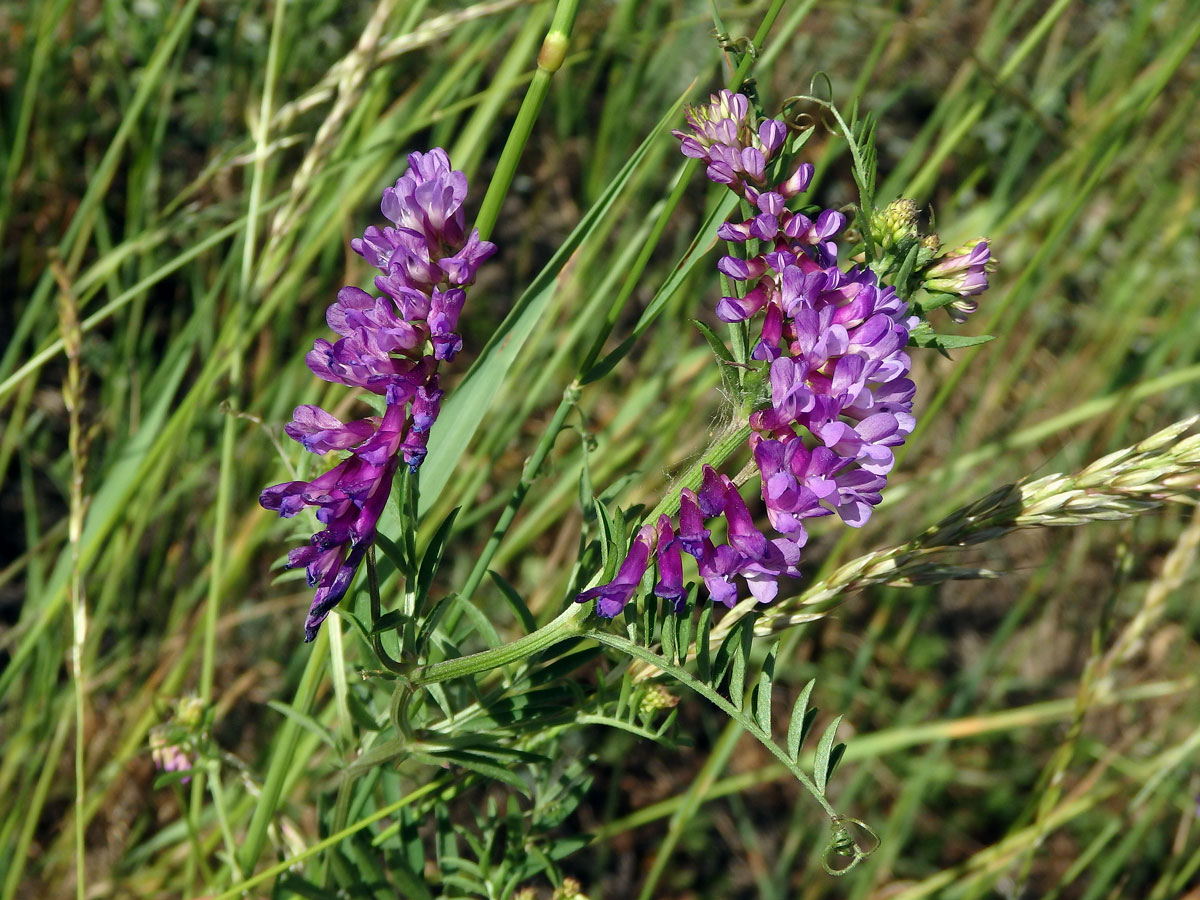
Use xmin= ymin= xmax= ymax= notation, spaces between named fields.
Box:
xmin=285 ymin=405 xmax=378 ymax=454
xmin=670 ymin=90 xmax=789 ymax=194
xmin=150 ymin=730 xmax=193 ymax=783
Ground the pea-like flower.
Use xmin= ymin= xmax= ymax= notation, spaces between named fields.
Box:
xmin=261 ymin=149 xmax=495 ymax=641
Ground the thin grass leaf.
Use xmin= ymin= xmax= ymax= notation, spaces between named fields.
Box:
xmin=415 ymin=507 xmax=460 ymax=613
xmin=415 ymin=87 xmax=693 ymax=516
xmin=487 ymin=570 xmax=537 ymax=635
xmin=266 ymin=700 xmax=337 ymax=750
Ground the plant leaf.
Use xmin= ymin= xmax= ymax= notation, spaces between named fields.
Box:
xmin=814 ymin=715 xmax=844 ymax=795
xmin=415 ymin=507 xmax=460 ymax=613
xmin=786 ymin=678 xmax=817 ymax=761
xmin=487 ymin=569 xmax=537 ymax=635
xmin=266 ymin=700 xmax=337 ymax=750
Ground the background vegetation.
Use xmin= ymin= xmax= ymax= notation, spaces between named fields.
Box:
xmin=3 ymin=0 xmax=1200 ymax=897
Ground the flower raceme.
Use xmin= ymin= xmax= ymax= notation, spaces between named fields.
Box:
xmin=578 ymin=91 xmax=926 ymax=618
xmin=261 ymin=149 xmax=495 ymax=642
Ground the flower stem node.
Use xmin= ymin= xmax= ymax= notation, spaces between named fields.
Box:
xmin=538 ymin=31 xmax=569 ymax=72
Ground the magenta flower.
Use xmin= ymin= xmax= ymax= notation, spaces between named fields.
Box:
xmin=261 ymin=149 xmax=495 ymax=641
xmin=653 ymin=516 xmax=685 ymax=609
xmin=577 ymin=525 xmax=656 ymax=618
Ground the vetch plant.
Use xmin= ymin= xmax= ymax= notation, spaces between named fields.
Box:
xmin=240 ymin=21 xmax=1199 ymax=900
xmin=9 ymin=2 xmax=1200 ymax=898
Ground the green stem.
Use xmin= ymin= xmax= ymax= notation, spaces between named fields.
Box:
xmin=408 ymin=0 xmax=780 ymax=688
xmin=473 ymin=0 xmax=579 ymax=241
xmin=235 ymin=626 xmax=329 ymax=876
xmin=644 ymin=421 xmax=752 ymax=525
xmin=216 ymin=777 xmax=449 ymax=900
xmin=457 ymin=384 xmax=579 ymax=606
xmin=413 ymin=600 xmax=586 ymax=685
xmin=368 ymin=548 xmax=408 ymax=674
xmin=732 ymin=0 xmax=787 ymax=86
xmin=206 ymin=763 xmax=243 ymax=885
xmin=586 ymin=628 xmax=838 ymax=820
xmin=415 ymin=414 xmax=752 ymax=687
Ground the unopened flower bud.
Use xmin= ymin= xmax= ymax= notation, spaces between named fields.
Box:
xmin=176 ymin=694 xmax=205 ymax=728
xmin=553 ymin=878 xmax=591 ymax=900
xmin=924 ymin=238 xmax=994 ymax=302
xmin=871 ymin=198 xmax=920 ymax=249
xmin=639 ymin=684 xmax=680 ymax=717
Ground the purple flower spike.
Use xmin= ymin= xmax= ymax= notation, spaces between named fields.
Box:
xmin=635 ymin=88 xmax=989 ymax=612
xmin=261 ymin=148 xmax=492 ymax=642
xmin=577 ymin=525 xmax=656 ymax=618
